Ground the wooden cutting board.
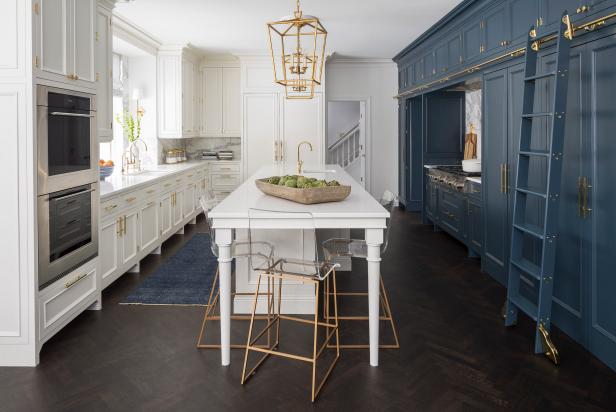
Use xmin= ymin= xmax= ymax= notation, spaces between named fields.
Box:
xmin=464 ymin=124 xmax=478 ymax=159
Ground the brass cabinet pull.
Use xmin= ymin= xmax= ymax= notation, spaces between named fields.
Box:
xmin=164 ymin=183 xmax=172 ymax=188
xmin=577 ymin=5 xmax=590 ymax=14
xmin=117 ymin=217 xmax=122 ymax=236
xmin=188 ymin=174 xmax=194 ymax=177
xmin=582 ymin=176 xmax=592 ymax=218
xmin=577 ymin=176 xmax=583 ymax=217
xmin=147 ymin=189 xmax=156 ymax=194
xmin=65 ymin=273 xmax=88 ymax=289
xmin=123 ymin=216 xmax=127 ymax=236
xmin=105 ymin=204 xmax=117 ymax=212
xmin=125 ymin=197 xmax=137 ymax=203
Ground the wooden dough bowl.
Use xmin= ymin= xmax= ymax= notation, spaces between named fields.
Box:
xmin=255 ymin=179 xmax=351 ymax=204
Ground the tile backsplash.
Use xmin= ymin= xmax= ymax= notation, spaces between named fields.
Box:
xmin=159 ymin=137 xmax=241 ymax=163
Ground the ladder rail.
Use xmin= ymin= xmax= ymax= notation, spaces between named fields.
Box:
xmin=505 ymin=11 xmax=572 ymax=364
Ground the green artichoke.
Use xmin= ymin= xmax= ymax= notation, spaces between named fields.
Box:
xmin=285 ymin=179 xmax=298 ymax=188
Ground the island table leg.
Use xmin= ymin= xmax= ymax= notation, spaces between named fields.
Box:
xmin=216 ymin=228 xmax=233 ymax=366
xmin=365 ymin=228 xmax=384 ymax=367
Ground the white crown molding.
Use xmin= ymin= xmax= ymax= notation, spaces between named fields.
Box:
xmin=326 ymin=57 xmax=395 ymax=65
xmin=112 ymin=12 xmax=162 ymax=55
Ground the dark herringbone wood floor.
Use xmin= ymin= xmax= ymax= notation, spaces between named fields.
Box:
xmin=1 ymin=210 xmax=616 ymax=412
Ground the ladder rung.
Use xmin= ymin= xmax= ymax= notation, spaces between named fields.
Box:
xmin=513 ymin=222 xmax=545 ymax=240
xmin=516 ymin=187 xmax=547 ymax=199
xmin=522 ymin=112 xmax=554 ymax=118
xmin=510 ymin=294 xmax=538 ymax=321
xmin=519 ymin=150 xmax=550 ymax=157
xmin=525 ymin=71 xmax=557 ymax=82
xmin=511 ymin=258 xmax=541 ymax=281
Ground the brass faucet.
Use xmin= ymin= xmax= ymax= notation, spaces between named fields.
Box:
xmin=296 ymin=140 xmax=313 ymax=175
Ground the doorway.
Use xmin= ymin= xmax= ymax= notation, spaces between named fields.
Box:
xmin=326 ymin=100 xmax=367 ymax=187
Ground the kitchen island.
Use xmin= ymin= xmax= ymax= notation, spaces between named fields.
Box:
xmin=209 ymin=164 xmax=390 ymax=367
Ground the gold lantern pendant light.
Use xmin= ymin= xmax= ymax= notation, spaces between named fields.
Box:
xmin=267 ymin=0 xmax=327 ymax=99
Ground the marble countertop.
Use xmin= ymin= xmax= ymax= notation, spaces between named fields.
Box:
xmin=100 ymin=160 xmax=239 ymax=200
xmin=209 ymin=164 xmax=389 ymax=221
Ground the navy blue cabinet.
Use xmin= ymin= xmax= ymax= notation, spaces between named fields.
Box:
xmin=482 ymin=68 xmax=510 ymax=285
xmin=463 ymin=19 xmax=482 ymax=62
xmin=508 ymin=0 xmax=540 ymax=44
xmin=398 ymin=100 xmax=409 ymax=207
xmin=586 ymin=34 xmax=616 ymax=372
xmin=435 ymin=43 xmax=448 ymax=74
xmin=447 ymin=33 xmax=462 ymax=70
xmin=467 ymin=196 xmax=483 ymax=255
xmin=424 ymin=52 xmax=435 ymax=79
xmin=541 ymin=0 xmax=581 ymax=28
xmin=482 ymin=3 xmax=509 ymax=55
xmin=439 ymin=187 xmax=464 ymax=239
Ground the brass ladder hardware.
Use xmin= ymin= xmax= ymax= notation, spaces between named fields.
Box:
xmin=539 ymin=323 xmax=560 ymax=365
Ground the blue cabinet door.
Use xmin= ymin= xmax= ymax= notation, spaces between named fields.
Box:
xmin=448 ymin=33 xmax=462 ymax=70
xmin=540 ymin=0 xmax=580 ymax=28
xmin=435 ymin=43 xmax=448 ymax=75
xmin=467 ymin=197 xmax=483 ymax=254
xmin=424 ymin=52 xmax=435 ymax=79
xmin=398 ymin=99 xmax=408 ymax=206
xmin=587 ymin=35 xmax=616 ymax=372
xmin=463 ymin=20 xmax=482 ymax=63
xmin=508 ymin=0 xmax=540 ymax=45
xmin=414 ymin=58 xmax=424 ymax=84
xmin=483 ymin=3 xmax=508 ymax=55
xmin=482 ymin=69 xmax=510 ymax=285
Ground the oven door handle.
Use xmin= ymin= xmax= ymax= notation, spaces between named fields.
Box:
xmin=49 ymin=188 xmax=96 ymax=202
xmin=50 ymin=111 xmax=94 ymax=118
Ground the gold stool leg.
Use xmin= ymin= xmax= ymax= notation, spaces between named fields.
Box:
xmin=241 ymin=273 xmax=263 ymax=384
xmin=326 ymin=274 xmax=400 ymax=349
xmin=196 ymin=266 xmax=219 ymax=348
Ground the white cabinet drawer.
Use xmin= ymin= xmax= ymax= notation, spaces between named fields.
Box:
xmin=39 ymin=259 xmax=98 ymax=340
xmin=211 ymin=162 xmax=240 ymax=173
xmin=211 ymin=173 xmax=241 ymax=188
xmin=101 ymin=191 xmax=144 ymax=218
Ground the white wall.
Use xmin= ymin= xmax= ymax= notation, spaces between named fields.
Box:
xmin=327 ymin=101 xmax=360 ymax=147
xmin=325 ymin=60 xmax=398 ymax=198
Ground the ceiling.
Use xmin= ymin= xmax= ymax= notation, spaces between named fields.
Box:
xmin=114 ymin=0 xmax=462 ymax=59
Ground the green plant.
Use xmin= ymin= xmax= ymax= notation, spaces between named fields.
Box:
xmin=115 ymin=109 xmax=143 ymax=143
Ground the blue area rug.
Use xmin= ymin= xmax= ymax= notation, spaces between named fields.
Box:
xmin=121 ymin=233 xmax=217 ymax=306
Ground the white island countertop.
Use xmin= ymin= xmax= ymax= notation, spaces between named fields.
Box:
xmin=210 ymin=164 xmax=389 ymax=224
xmin=100 ymin=160 xmax=238 ymax=200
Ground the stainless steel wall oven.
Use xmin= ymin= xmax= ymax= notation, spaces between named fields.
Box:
xmin=37 ymin=86 xmax=98 ymax=289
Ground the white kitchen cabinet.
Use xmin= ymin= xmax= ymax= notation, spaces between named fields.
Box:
xmin=182 ymin=182 xmax=196 ymax=218
xmin=39 ymin=258 xmax=98 ymax=343
xmin=159 ymin=191 xmax=174 ymax=239
xmin=173 ymin=190 xmax=184 ymax=227
xmin=182 ymin=59 xmax=197 ymax=137
xmin=243 ymin=93 xmax=279 ymax=179
xmin=139 ymin=199 xmax=160 ymax=253
xmin=157 ymin=47 xmax=198 ymax=138
xmin=99 ymin=217 xmax=119 ymax=285
xmin=200 ymin=66 xmax=241 ymax=137
xmin=95 ymin=2 xmax=113 ymax=142
xmin=120 ymin=210 xmax=139 ymax=267
xmin=279 ymin=93 xmax=323 ymax=166
xmin=34 ymin=0 xmax=97 ymax=89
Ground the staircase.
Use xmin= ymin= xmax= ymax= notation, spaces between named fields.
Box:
xmin=328 ymin=124 xmax=361 ymax=171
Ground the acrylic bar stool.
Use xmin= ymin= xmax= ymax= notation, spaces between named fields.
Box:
xmin=241 ymin=208 xmax=340 ymax=403
xmin=196 ymin=192 xmax=276 ymax=350
xmin=321 ymin=190 xmax=400 ymax=349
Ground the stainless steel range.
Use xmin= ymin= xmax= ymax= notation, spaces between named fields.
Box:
xmin=427 ymin=165 xmax=480 ymax=192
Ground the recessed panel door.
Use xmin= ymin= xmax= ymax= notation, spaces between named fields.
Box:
xmin=121 ymin=210 xmax=139 ymax=267
xmin=482 ymin=69 xmax=509 ymax=285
